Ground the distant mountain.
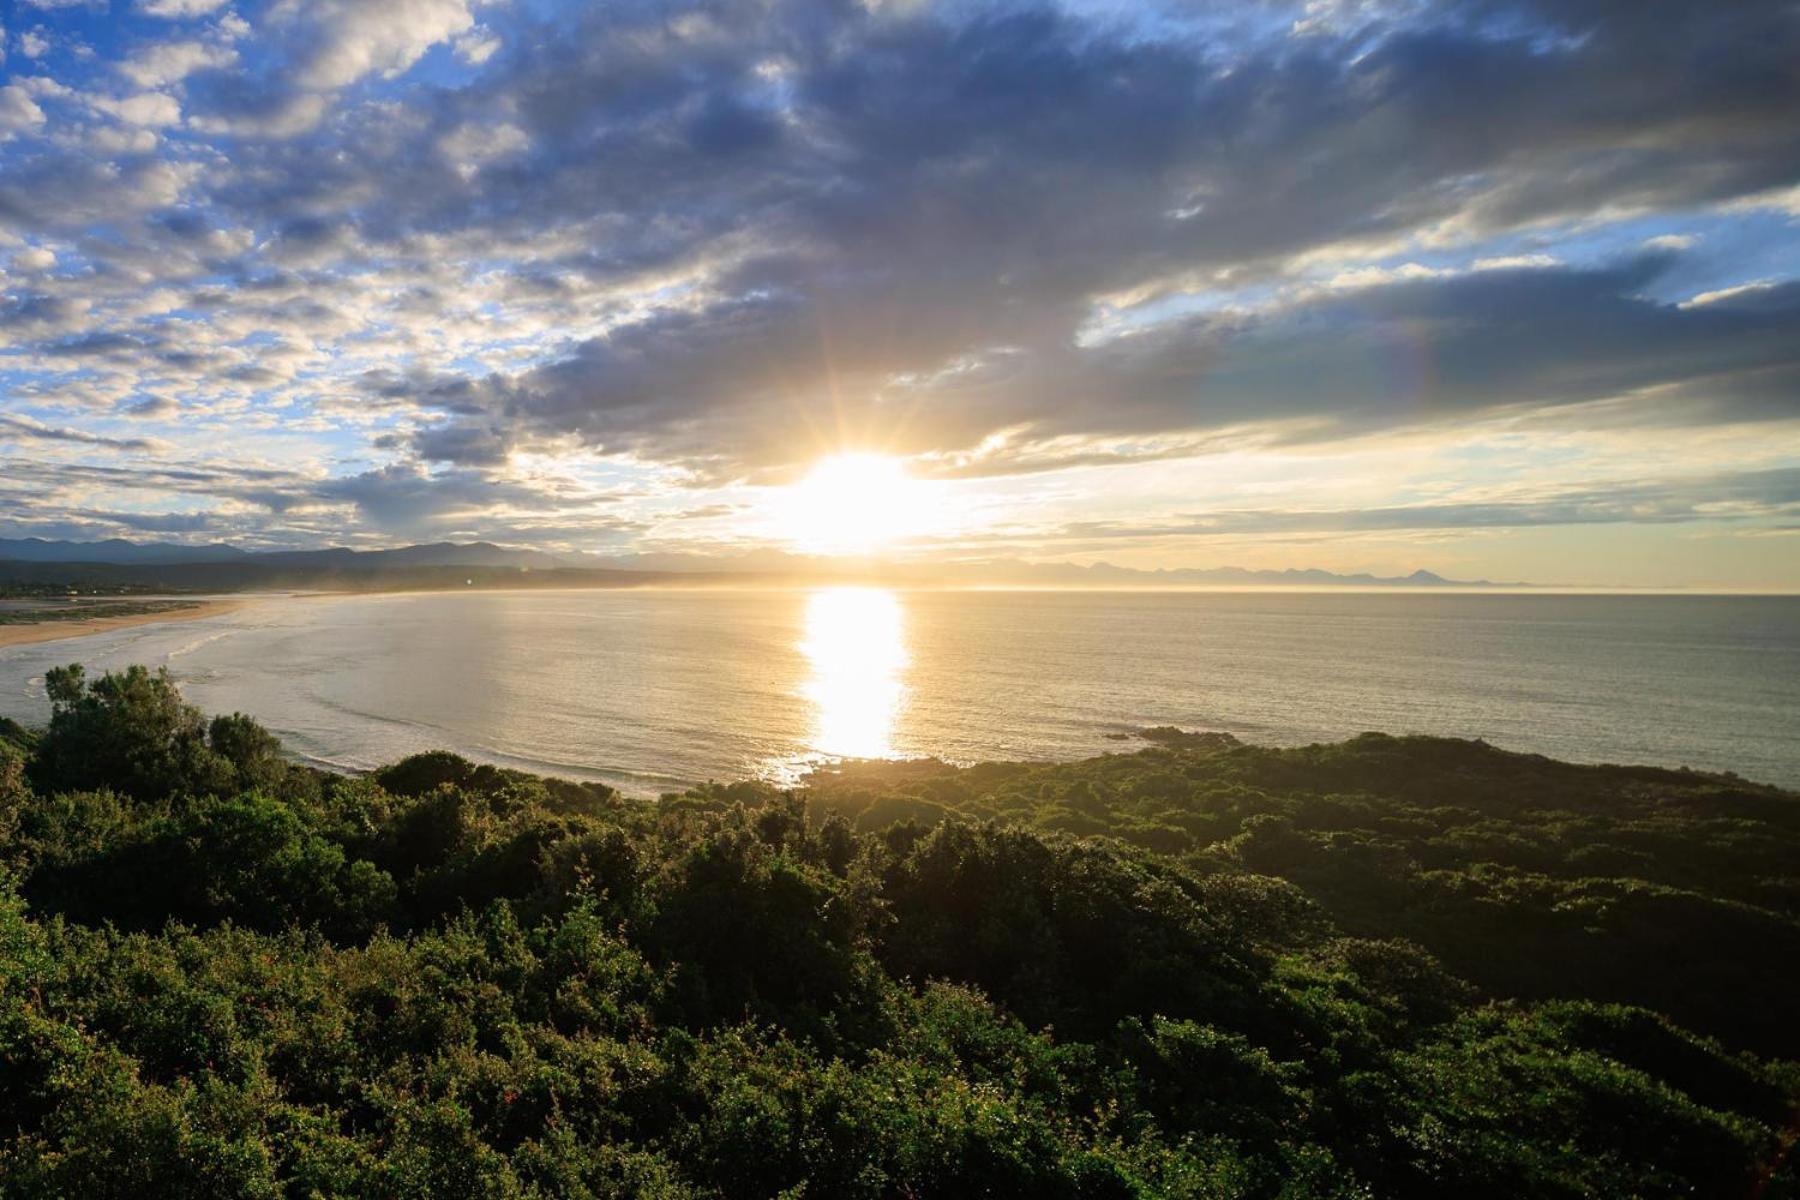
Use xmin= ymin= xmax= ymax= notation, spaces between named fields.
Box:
xmin=254 ymin=542 xmax=578 ymax=571
xmin=0 ymin=538 xmax=577 ymax=571
xmin=573 ymin=552 xmax=1507 ymax=587
xmin=0 ymin=537 xmax=1518 ymax=588
xmin=959 ymin=562 xmax=1502 ymax=588
xmin=0 ymin=537 xmax=249 ymax=565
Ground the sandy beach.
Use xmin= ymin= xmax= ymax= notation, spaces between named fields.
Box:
xmin=0 ymin=598 xmax=252 ymax=650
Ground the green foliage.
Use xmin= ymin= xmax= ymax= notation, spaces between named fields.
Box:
xmin=0 ymin=676 xmax=1795 ymax=1197
xmin=877 ymin=822 xmax=1271 ymax=1042
xmin=28 ymin=664 xmax=311 ymax=805
xmin=801 ymin=732 xmax=1800 ymax=1058
xmin=0 ymin=716 xmax=34 ymax=757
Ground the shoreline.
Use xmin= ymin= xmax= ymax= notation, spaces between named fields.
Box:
xmin=0 ymin=597 xmax=253 ymax=650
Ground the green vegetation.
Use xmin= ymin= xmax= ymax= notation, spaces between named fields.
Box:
xmin=0 ymin=583 xmax=174 ymax=600
xmin=0 ymin=666 xmax=1794 ymax=1197
xmin=0 ymin=599 xmax=202 ymax=627
xmin=796 ymin=727 xmax=1800 ymax=1061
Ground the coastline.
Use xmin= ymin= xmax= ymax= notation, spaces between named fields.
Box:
xmin=0 ymin=597 xmax=253 ymax=650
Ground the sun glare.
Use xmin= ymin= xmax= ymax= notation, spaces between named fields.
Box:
xmin=777 ymin=453 xmax=932 ymax=555
xmin=800 ymin=587 xmax=907 ymax=759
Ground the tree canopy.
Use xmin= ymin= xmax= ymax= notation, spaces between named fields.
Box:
xmin=0 ymin=665 xmax=1793 ymax=1197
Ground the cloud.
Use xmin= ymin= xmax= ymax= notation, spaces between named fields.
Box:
xmin=453 ymin=25 xmax=499 ymax=65
xmin=184 ymin=84 xmax=327 ymax=138
xmin=997 ymin=467 xmax=1800 ymax=551
xmin=1682 ymin=281 xmax=1780 ymax=309
xmin=1176 ymin=469 xmax=1800 ymax=535
xmin=411 ymin=419 xmax=513 ymax=466
xmin=276 ymin=0 xmax=474 ymax=89
xmin=308 ymin=461 xmax=636 ymax=539
xmin=123 ymin=395 xmax=180 ymax=418
xmin=76 ymin=507 xmax=214 ymax=533
xmin=137 ymin=0 xmax=232 ymax=16
xmin=0 ymin=451 xmax=643 ymax=545
xmin=388 ymin=255 xmax=1800 ymax=478
xmin=0 ymin=414 xmax=166 ymax=452
xmin=9 ymin=246 xmax=56 ymax=272
xmin=118 ymin=38 xmax=237 ymax=88
xmin=89 ymin=91 xmax=184 ymax=127
xmin=266 ymin=0 xmax=1788 ymax=480
xmin=0 ymin=84 xmax=47 ymax=138
xmin=0 ymin=292 xmax=88 ymax=337
xmin=438 ymin=120 xmax=529 ymax=178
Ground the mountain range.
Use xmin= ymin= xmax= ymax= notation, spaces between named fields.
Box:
xmin=0 ymin=537 xmax=1517 ymax=589
xmin=0 ymin=537 xmax=573 ymax=570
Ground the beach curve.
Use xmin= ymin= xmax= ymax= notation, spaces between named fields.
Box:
xmin=0 ymin=598 xmax=255 ymax=651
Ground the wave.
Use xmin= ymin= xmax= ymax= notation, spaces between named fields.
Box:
xmin=165 ymin=627 xmax=241 ymax=660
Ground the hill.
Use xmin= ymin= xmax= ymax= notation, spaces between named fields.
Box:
xmin=0 ymin=668 xmax=1792 ymax=1196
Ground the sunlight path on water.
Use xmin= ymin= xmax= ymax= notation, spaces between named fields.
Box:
xmin=798 ymin=587 xmax=909 ymax=761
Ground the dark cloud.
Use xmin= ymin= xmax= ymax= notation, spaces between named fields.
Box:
xmin=392 ymin=256 xmax=1800 ymax=476
xmin=311 ymin=462 xmax=597 ymax=537
xmin=411 ymin=421 xmax=513 ymax=467
xmin=244 ymin=0 xmax=1789 ymax=477
xmin=0 ymin=292 xmax=88 ymax=336
xmin=0 ymin=451 xmax=639 ymax=546
xmin=1042 ymin=260 xmax=1800 ymax=439
xmin=122 ymin=396 xmax=180 ymax=417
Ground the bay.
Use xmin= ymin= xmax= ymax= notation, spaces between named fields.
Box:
xmin=2 ymin=588 xmax=1795 ymax=793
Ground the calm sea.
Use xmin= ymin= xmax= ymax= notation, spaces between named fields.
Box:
xmin=2 ymin=589 xmax=1796 ymax=794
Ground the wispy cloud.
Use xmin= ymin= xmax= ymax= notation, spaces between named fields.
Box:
xmin=0 ymin=413 xmax=166 ymax=452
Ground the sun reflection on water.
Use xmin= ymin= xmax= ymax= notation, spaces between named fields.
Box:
xmin=800 ymin=587 xmax=907 ymax=759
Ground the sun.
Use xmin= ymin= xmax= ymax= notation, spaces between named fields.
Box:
xmin=776 ymin=453 xmax=933 ymax=555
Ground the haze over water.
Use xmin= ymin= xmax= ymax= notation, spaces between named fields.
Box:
xmin=2 ymin=589 xmax=1796 ymax=793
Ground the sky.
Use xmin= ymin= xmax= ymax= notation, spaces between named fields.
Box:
xmin=0 ymin=0 xmax=1797 ymax=588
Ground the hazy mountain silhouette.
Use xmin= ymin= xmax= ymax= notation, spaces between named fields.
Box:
xmin=0 ymin=538 xmax=1518 ymax=588
xmin=0 ymin=537 xmax=249 ymax=565
xmin=0 ymin=538 xmax=570 ymax=571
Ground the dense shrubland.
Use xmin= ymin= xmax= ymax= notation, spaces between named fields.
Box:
xmin=0 ymin=666 xmax=1794 ymax=1197
xmin=795 ymin=727 xmax=1800 ymax=1062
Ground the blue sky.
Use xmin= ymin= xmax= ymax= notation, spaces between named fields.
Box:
xmin=1 ymin=0 xmax=1797 ymax=586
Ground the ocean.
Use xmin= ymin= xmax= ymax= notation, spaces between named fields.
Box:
xmin=2 ymin=588 xmax=1796 ymax=793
